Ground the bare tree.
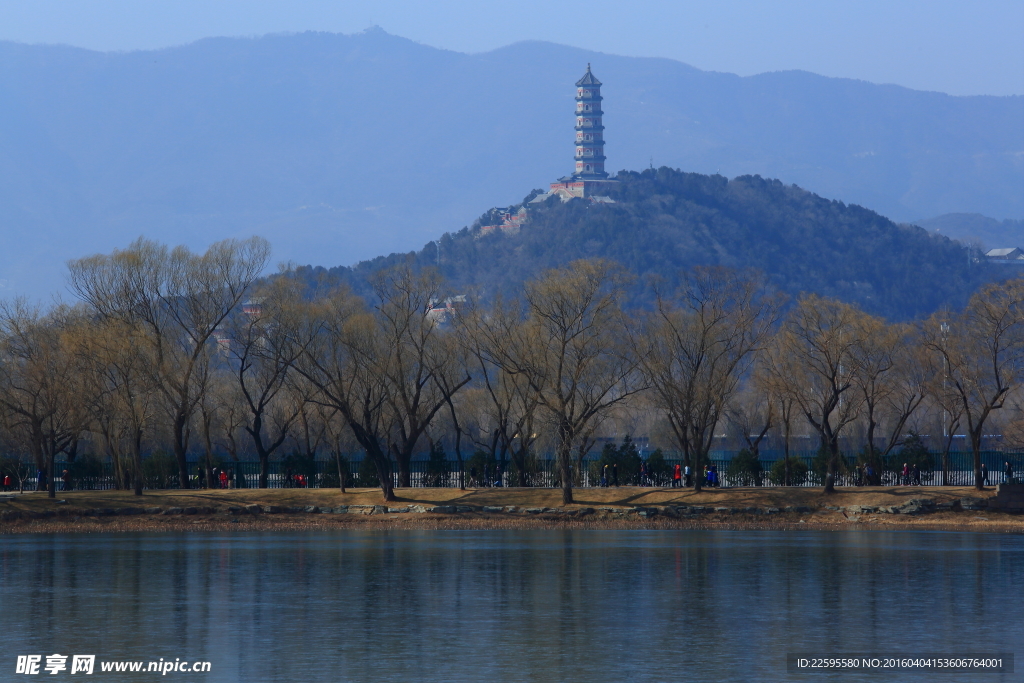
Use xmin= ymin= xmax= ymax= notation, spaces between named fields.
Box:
xmin=760 ymin=345 xmax=801 ymax=486
xmin=640 ymin=267 xmax=780 ymax=492
xmin=459 ymin=302 xmax=542 ymax=487
xmin=774 ymin=295 xmax=865 ymax=493
xmin=0 ymin=301 xmax=88 ymax=497
xmin=68 ymin=236 xmax=270 ymax=488
xmin=294 ymin=289 xmax=399 ymax=501
xmin=73 ymin=318 xmax=157 ymax=495
xmin=478 ymin=260 xmax=642 ymax=504
xmin=225 ymin=277 xmax=311 ymax=488
xmin=371 ymin=266 xmax=469 ymax=488
xmin=849 ymin=318 xmax=927 ymax=465
xmin=923 ymin=279 xmax=1024 ymax=490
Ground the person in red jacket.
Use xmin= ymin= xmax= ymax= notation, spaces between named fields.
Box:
xmin=672 ymin=463 xmax=682 ymax=488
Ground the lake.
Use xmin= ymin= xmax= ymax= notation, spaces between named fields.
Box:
xmin=1 ymin=530 xmax=1021 ymax=682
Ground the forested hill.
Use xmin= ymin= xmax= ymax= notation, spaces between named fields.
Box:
xmin=304 ymin=168 xmax=990 ymax=321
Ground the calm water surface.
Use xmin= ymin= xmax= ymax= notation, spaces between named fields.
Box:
xmin=1 ymin=530 xmax=1021 ymax=682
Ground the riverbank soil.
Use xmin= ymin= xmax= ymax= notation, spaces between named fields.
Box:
xmin=1 ymin=486 xmax=1020 ymax=533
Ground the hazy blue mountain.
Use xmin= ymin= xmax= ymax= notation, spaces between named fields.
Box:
xmin=915 ymin=213 xmax=1023 ymax=250
xmin=0 ymin=28 xmax=1021 ymax=298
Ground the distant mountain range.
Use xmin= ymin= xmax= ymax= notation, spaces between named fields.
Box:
xmin=914 ymin=214 xmax=1023 ymax=250
xmin=0 ymin=28 xmax=1021 ymax=298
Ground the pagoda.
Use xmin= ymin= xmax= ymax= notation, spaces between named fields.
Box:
xmin=549 ymin=64 xmax=617 ymax=201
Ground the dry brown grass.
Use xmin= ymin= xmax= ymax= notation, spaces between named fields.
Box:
xmin=1 ymin=485 xmax=1020 ymax=535
xmin=0 ymin=484 xmax=995 ymax=512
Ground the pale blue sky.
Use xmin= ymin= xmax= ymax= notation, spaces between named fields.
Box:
xmin=0 ymin=0 xmax=1021 ymax=96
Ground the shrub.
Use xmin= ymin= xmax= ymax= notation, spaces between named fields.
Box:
xmin=646 ymin=449 xmax=671 ymax=486
xmin=589 ymin=435 xmax=643 ymax=485
xmin=68 ymin=454 xmax=104 ymax=490
xmin=320 ymin=455 xmax=351 ymax=489
xmin=422 ymin=443 xmax=450 ymax=488
xmin=355 ymin=456 xmax=381 ymax=488
xmin=726 ymin=449 xmax=764 ymax=486
xmin=466 ymin=449 xmax=497 ymax=487
xmin=143 ymin=450 xmax=178 ymax=489
xmin=768 ymin=457 xmax=808 ymax=486
xmin=509 ymin=451 xmax=543 ymax=487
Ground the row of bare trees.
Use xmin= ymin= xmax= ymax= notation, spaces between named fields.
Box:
xmin=1 ymin=237 xmax=1022 ymax=502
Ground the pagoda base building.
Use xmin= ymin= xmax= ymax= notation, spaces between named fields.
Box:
xmin=548 ymin=176 xmax=617 ymax=201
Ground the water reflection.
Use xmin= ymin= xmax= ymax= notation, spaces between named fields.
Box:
xmin=1 ymin=531 xmax=1021 ymax=682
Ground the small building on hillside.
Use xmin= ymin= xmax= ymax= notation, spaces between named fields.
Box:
xmin=985 ymin=247 xmax=1024 ymax=263
xmin=427 ymin=295 xmax=466 ymax=325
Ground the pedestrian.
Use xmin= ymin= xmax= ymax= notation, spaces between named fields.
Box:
xmin=912 ymin=464 xmax=920 ymax=486
xmin=703 ymin=464 xmax=710 ymax=487
xmin=602 ymin=464 xmax=609 ymax=487
xmin=710 ymin=465 xmax=719 ymax=488
xmin=684 ymin=464 xmax=692 ymax=487
xmin=219 ymin=469 xmax=228 ymax=489
xmin=981 ymin=463 xmax=988 ymax=486
xmin=639 ymin=462 xmax=647 ymax=487
xmin=2 ymin=474 xmax=10 ymax=491
xmin=673 ymin=463 xmax=682 ymax=488
xmin=612 ymin=462 xmax=619 ymax=487
xmin=1005 ymin=461 xmax=1014 ymax=484
xmin=61 ymin=469 xmax=71 ymax=492
xmin=865 ymin=464 xmax=875 ymax=486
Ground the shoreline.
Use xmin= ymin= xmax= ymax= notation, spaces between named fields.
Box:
xmin=1 ymin=486 xmax=1021 ymax=534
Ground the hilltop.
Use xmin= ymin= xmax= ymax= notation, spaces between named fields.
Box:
xmin=311 ymin=168 xmax=991 ymax=320
xmin=0 ymin=29 xmax=1020 ymax=299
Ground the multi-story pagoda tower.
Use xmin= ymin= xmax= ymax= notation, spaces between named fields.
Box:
xmin=549 ymin=65 xmax=617 ymax=201
xmin=573 ymin=64 xmax=607 ymax=179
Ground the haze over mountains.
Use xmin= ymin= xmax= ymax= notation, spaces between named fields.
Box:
xmin=914 ymin=214 xmax=1024 ymax=250
xmin=0 ymin=27 xmax=1021 ymax=299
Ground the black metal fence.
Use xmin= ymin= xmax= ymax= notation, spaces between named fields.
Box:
xmin=5 ymin=450 xmax=1023 ymax=491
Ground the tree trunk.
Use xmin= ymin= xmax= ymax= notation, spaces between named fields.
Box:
xmin=783 ymin=420 xmax=791 ymax=487
xmin=133 ymin=430 xmax=144 ymax=496
xmin=173 ymin=415 xmax=190 ymax=489
xmin=258 ymin=452 xmax=269 ymax=489
xmin=374 ymin=456 xmax=396 ymax=502
xmin=513 ymin=447 xmax=528 ymax=487
xmin=691 ymin=447 xmax=703 ymax=492
xmin=971 ymin=430 xmax=984 ymax=491
xmin=394 ymin=449 xmax=412 ymax=489
xmin=559 ymin=455 xmax=574 ymax=504
xmin=47 ymin=449 xmax=56 ymax=498
xmin=30 ymin=425 xmax=45 ymax=491
xmin=941 ymin=431 xmax=954 ymax=487
xmin=336 ymin=452 xmax=346 ymax=493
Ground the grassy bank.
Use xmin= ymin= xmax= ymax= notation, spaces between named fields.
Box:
xmin=1 ymin=486 xmax=1020 ymax=534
